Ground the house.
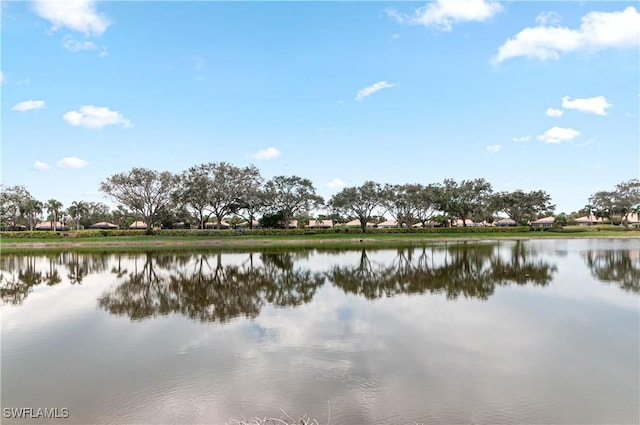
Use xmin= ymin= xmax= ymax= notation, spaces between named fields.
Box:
xmin=622 ymin=212 xmax=639 ymax=227
xmin=305 ymin=219 xmax=333 ymax=229
xmin=377 ymin=220 xmax=400 ymax=228
xmin=530 ymin=216 xmax=555 ymax=228
xmin=495 ymin=218 xmax=517 ymax=227
xmin=90 ymin=222 xmax=118 ymax=229
xmin=236 ymin=220 xmax=261 ymax=229
xmin=35 ymin=221 xmax=68 ymax=231
xmin=412 ymin=221 xmax=439 ymax=228
xmin=453 ymin=219 xmax=481 ymax=227
xmin=575 ymin=214 xmax=608 ymax=226
xmin=129 ymin=221 xmax=148 ymax=229
xmin=287 ymin=220 xmax=298 ymax=229
xmin=343 ymin=219 xmax=375 ymax=228
xmin=205 ymin=220 xmax=231 ymax=229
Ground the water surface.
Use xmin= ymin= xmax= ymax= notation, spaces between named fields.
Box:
xmin=1 ymin=239 xmax=638 ymax=424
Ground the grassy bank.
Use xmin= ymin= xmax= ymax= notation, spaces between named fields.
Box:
xmin=1 ymin=227 xmax=638 ymax=252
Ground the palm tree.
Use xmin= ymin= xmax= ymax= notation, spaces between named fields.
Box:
xmin=68 ymin=201 xmax=89 ymax=230
xmin=45 ymin=199 xmax=63 ymax=231
xmin=20 ymin=199 xmax=43 ymax=231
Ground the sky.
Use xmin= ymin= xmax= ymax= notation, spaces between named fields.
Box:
xmin=1 ymin=0 xmax=639 ymax=215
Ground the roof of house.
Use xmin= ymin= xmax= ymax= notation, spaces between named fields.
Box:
xmin=129 ymin=221 xmax=148 ymax=229
xmin=575 ymin=214 xmax=607 ymax=223
xmin=453 ymin=219 xmax=476 ymax=226
xmin=377 ymin=220 xmax=399 ymax=227
xmin=35 ymin=221 xmax=65 ymax=230
xmin=495 ymin=218 xmax=517 ymax=225
xmin=531 ymin=216 xmax=555 ymax=224
xmin=343 ymin=219 xmax=375 ymax=227
xmin=90 ymin=221 xmax=118 ymax=229
xmin=306 ymin=219 xmax=333 ymax=228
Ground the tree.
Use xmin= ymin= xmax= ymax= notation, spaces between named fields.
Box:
xmin=382 ymin=183 xmax=427 ymax=231
xmin=68 ymin=201 xmax=89 ymax=230
xmin=588 ymin=179 xmax=640 ymax=226
xmin=237 ymin=186 xmax=266 ymax=229
xmin=175 ymin=165 xmax=214 ymax=229
xmin=329 ymin=181 xmax=385 ymax=233
xmin=437 ymin=178 xmax=493 ymax=226
xmin=99 ymin=167 xmax=178 ymax=233
xmin=45 ymin=199 xmax=63 ymax=231
xmin=264 ymin=175 xmax=324 ymax=228
xmin=204 ymin=162 xmax=262 ymax=229
xmin=494 ymin=190 xmax=555 ymax=225
xmin=176 ymin=162 xmax=262 ymax=229
xmin=1 ymin=185 xmax=31 ymax=229
xmin=20 ymin=198 xmax=43 ymax=231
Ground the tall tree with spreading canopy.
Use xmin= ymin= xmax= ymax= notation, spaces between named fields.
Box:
xmin=1 ymin=185 xmax=32 ymax=229
xmin=493 ymin=190 xmax=555 ymax=225
xmin=329 ymin=181 xmax=385 ymax=233
xmin=438 ymin=178 xmax=493 ymax=226
xmin=99 ymin=167 xmax=178 ymax=233
xmin=382 ymin=183 xmax=426 ymax=231
xmin=176 ymin=162 xmax=262 ymax=229
xmin=264 ymin=175 xmax=324 ymax=229
xmin=589 ymin=179 xmax=640 ymax=226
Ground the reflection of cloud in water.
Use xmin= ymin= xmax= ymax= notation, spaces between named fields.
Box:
xmin=1 ymin=240 xmax=639 ymax=424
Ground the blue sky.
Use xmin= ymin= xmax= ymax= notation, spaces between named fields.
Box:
xmin=2 ymin=0 xmax=639 ymax=214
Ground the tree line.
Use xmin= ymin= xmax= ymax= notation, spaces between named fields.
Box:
xmin=1 ymin=162 xmax=638 ymax=232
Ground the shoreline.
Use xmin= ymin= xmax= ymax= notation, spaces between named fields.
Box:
xmin=2 ymin=233 xmax=639 ymax=251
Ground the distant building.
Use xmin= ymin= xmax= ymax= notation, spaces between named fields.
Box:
xmin=35 ymin=221 xmax=68 ymax=231
xmin=530 ymin=216 xmax=555 ymax=228
xmin=305 ymin=219 xmax=333 ymax=229
xmin=495 ymin=218 xmax=517 ymax=227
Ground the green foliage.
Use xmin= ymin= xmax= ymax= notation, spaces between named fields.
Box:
xmin=1 ymin=231 xmax=64 ymax=239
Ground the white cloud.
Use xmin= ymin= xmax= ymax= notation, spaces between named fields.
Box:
xmin=387 ymin=0 xmax=503 ymax=31
xmin=538 ymin=126 xmax=580 ymax=144
xmin=355 ymin=81 xmax=396 ymax=101
xmin=513 ymin=135 xmax=531 ymax=142
xmin=325 ymin=178 xmax=346 ymax=189
xmin=63 ymin=36 xmax=98 ymax=52
xmin=57 ymin=157 xmax=89 ymax=169
xmin=63 ymin=105 xmax=132 ymax=129
xmin=33 ymin=161 xmax=50 ymax=171
xmin=546 ymin=107 xmax=564 ymax=117
xmin=253 ymin=147 xmax=281 ymax=160
xmin=561 ymin=96 xmax=612 ymax=115
xmin=0 ymin=71 xmax=5 ymax=85
xmin=535 ymin=11 xmax=561 ymax=26
xmin=33 ymin=0 xmax=109 ymax=36
xmin=495 ymin=6 xmax=640 ymax=63
xmin=12 ymin=100 xmax=46 ymax=112
xmin=485 ymin=144 xmax=501 ymax=152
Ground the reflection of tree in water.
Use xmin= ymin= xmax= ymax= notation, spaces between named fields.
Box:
xmin=97 ymin=251 xmax=324 ymax=323
xmin=0 ymin=252 xmax=111 ymax=304
xmin=328 ymin=242 xmax=556 ymax=300
xmin=583 ymin=249 xmax=640 ymax=293
xmin=0 ymin=253 xmax=105 ymax=305
xmin=1 ymin=255 xmax=44 ymax=305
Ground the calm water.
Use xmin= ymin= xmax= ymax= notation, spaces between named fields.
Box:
xmin=1 ymin=239 xmax=638 ymax=424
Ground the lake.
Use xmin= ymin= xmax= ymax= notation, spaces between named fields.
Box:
xmin=1 ymin=239 xmax=638 ymax=424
